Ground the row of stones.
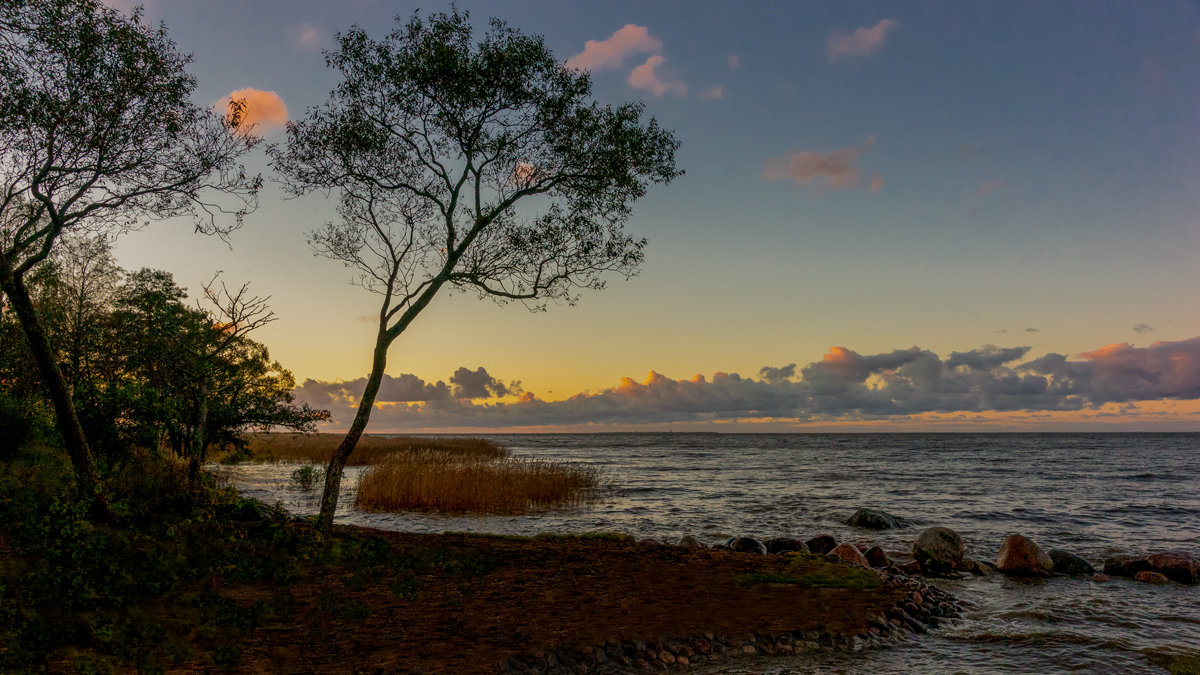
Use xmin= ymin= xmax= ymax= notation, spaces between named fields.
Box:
xmin=497 ymin=553 xmax=963 ymax=673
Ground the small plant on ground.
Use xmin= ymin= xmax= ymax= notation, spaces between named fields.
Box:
xmin=290 ymin=464 xmax=324 ymax=491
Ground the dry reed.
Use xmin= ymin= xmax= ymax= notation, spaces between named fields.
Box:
xmin=233 ymin=432 xmax=507 ymax=465
xmin=353 ymin=450 xmax=604 ymax=514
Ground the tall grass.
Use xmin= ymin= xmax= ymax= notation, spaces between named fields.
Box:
xmin=231 ymin=432 xmax=506 ymax=465
xmin=354 ymin=451 xmax=604 ymax=514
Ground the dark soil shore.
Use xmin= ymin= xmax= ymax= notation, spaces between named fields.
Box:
xmin=227 ymin=528 xmax=909 ymax=673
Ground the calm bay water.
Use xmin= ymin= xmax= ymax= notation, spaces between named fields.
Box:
xmin=218 ymin=433 xmax=1200 ymax=673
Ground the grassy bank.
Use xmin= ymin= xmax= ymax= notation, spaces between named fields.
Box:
xmin=231 ymin=432 xmax=506 ymax=464
xmin=239 ymin=432 xmax=604 ymax=514
xmin=0 ymin=440 xmax=907 ymax=673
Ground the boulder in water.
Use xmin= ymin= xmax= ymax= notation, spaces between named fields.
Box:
xmin=805 ymin=534 xmax=837 ymax=556
xmin=845 ymin=508 xmax=906 ymax=530
xmin=912 ymin=527 xmax=965 ymax=576
xmin=764 ymin=537 xmax=808 ymax=555
xmin=1146 ymin=552 xmax=1200 ymax=584
xmin=829 ymin=543 xmax=871 ymax=567
xmin=996 ymin=535 xmax=1053 ymax=577
xmin=1103 ymin=555 xmax=1151 ymax=578
xmin=676 ymin=535 xmax=705 ymax=548
xmin=1134 ymin=570 xmax=1171 ymax=585
xmin=728 ymin=537 xmax=767 ymax=555
xmin=864 ymin=546 xmax=891 ymax=568
xmin=959 ymin=558 xmax=997 ymax=576
xmin=1048 ymin=550 xmax=1095 ymax=576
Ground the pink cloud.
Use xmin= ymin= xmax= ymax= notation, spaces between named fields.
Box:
xmin=762 ymin=136 xmax=876 ymax=189
xmin=295 ymin=22 xmax=324 ymax=50
xmin=567 ymin=25 xmax=662 ymax=71
xmin=728 ymin=54 xmax=741 ymax=71
xmin=828 ymin=19 xmax=896 ymax=60
xmin=218 ymin=88 xmax=288 ymax=135
xmin=698 ymin=85 xmax=724 ymax=100
xmin=870 ymin=172 xmax=884 ymax=193
xmin=970 ymin=179 xmax=1004 ymax=199
xmin=627 ymin=55 xmax=687 ymax=97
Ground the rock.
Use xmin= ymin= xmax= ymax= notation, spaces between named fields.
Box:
xmin=1091 ymin=573 xmax=1111 ymax=583
xmin=864 ymin=546 xmax=891 ymax=568
xmin=764 ymin=537 xmax=809 ymax=554
xmin=1048 ymin=549 xmax=1095 ymax=576
xmin=959 ymin=558 xmax=997 ymax=576
xmin=805 ymin=534 xmax=837 ymax=555
xmin=845 ymin=508 xmax=906 ymax=530
xmin=1103 ymin=555 xmax=1151 ymax=578
xmin=1134 ymin=570 xmax=1171 ymax=585
xmin=996 ymin=535 xmax=1053 ymax=577
xmin=676 ymin=535 xmax=705 ymax=548
xmin=728 ymin=537 xmax=767 ymax=554
xmin=1146 ymin=552 xmax=1200 ymax=584
xmin=830 ymin=543 xmax=871 ymax=567
xmin=898 ymin=560 xmax=922 ymax=576
xmin=912 ymin=527 xmax=964 ymax=576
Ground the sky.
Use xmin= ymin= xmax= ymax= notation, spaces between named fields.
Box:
xmin=104 ymin=0 xmax=1200 ymax=432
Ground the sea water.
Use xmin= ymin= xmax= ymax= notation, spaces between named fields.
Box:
xmin=218 ymin=433 xmax=1200 ymax=673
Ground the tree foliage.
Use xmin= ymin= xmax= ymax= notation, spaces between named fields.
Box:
xmin=271 ymin=8 xmax=681 ymax=529
xmin=0 ymin=0 xmax=261 ymax=505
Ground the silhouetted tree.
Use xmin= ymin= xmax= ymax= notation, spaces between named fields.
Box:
xmin=271 ymin=9 xmax=681 ymax=529
xmin=0 ymin=0 xmax=261 ymax=509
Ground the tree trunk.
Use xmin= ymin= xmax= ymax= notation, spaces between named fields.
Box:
xmin=316 ymin=333 xmax=390 ymax=531
xmin=187 ymin=381 xmax=209 ymax=487
xmin=0 ymin=265 xmax=109 ymax=518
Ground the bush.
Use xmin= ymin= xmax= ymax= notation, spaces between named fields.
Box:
xmin=0 ymin=392 xmax=55 ymax=459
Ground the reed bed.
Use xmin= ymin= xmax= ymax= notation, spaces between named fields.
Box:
xmin=234 ymin=432 xmax=507 ymax=465
xmin=353 ymin=450 xmax=604 ymax=514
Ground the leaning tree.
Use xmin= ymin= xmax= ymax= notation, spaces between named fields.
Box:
xmin=271 ymin=9 xmax=681 ymax=530
xmin=0 ymin=0 xmax=261 ymax=508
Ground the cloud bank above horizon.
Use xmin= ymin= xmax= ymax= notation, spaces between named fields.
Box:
xmin=291 ymin=336 xmax=1200 ymax=431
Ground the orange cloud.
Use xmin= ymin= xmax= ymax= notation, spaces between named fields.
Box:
xmin=762 ymin=136 xmax=876 ymax=189
xmin=1079 ymin=342 xmax=1133 ymax=360
xmin=219 ymin=88 xmax=288 ymax=135
xmin=567 ymin=25 xmax=661 ymax=71
xmin=627 ymin=55 xmax=687 ymax=97
xmin=698 ymin=85 xmax=724 ymax=100
xmin=828 ymin=19 xmax=896 ymax=60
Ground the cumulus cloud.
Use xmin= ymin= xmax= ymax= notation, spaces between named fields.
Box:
xmin=698 ymin=85 xmax=724 ymax=100
xmin=218 ymin=88 xmax=288 ymax=135
xmin=449 ymin=366 xmax=521 ymax=399
xmin=627 ymin=55 xmax=688 ymax=97
xmin=762 ymin=136 xmax=876 ymax=189
xmin=292 ymin=337 xmax=1200 ymax=430
xmin=758 ymin=363 xmax=796 ymax=384
xmin=828 ymin=19 xmax=896 ymax=60
xmin=567 ymin=24 xmax=661 ymax=71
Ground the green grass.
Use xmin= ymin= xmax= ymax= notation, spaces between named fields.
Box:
xmin=735 ymin=553 xmax=882 ymax=591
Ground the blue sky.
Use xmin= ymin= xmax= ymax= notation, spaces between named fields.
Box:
xmin=108 ymin=0 xmax=1200 ymax=431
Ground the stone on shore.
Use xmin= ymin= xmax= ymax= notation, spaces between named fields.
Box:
xmin=727 ymin=537 xmax=767 ymax=555
xmin=1103 ymin=555 xmax=1152 ymax=578
xmin=863 ymin=546 xmax=891 ymax=568
xmin=912 ymin=527 xmax=965 ymax=576
xmin=677 ymin=535 xmax=705 ymax=548
xmin=1134 ymin=570 xmax=1171 ymax=585
xmin=1146 ymin=552 xmax=1200 ymax=584
xmin=845 ymin=508 xmax=906 ymax=530
xmin=764 ymin=537 xmax=809 ymax=554
xmin=996 ymin=534 xmax=1053 ymax=577
xmin=805 ymin=534 xmax=837 ymax=556
xmin=1048 ymin=550 xmax=1095 ymax=576
xmin=829 ymin=543 xmax=871 ymax=567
